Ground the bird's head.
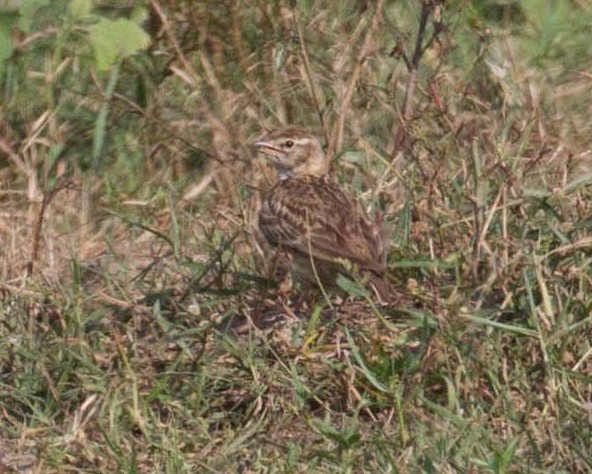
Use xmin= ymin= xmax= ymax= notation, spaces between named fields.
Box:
xmin=254 ymin=127 xmax=327 ymax=180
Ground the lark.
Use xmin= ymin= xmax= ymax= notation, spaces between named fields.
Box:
xmin=254 ymin=127 xmax=391 ymax=301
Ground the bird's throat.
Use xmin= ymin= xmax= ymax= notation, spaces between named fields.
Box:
xmin=277 ymin=169 xmax=293 ymax=181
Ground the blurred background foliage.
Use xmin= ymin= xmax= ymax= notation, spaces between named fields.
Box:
xmin=1 ymin=0 xmax=590 ymax=184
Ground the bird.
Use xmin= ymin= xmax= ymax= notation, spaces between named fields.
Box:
xmin=254 ymin=126 xmax=391 ymax=302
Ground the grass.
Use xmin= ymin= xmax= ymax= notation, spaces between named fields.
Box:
xmin=1 ymin=0 xmax=592 ymax=472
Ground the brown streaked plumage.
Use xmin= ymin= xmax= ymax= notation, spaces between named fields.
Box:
xmin=255 ymin=127 xmax=391 ymax=301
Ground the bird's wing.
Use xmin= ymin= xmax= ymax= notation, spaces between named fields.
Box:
xmin=259 ymin=177 xmax=387 ymax=275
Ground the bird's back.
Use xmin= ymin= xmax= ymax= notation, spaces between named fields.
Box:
xmin=259 ymin=175 xmax=387 ymax=278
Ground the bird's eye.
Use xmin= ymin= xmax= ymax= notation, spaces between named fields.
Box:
xmin=284 ymin=140 xmax=294 ymax=148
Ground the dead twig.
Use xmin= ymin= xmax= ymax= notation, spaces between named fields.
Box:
xmin=147 ymin=0 xmax=200 ymax=88
xmin=292 ymin=7 xmax=330 ymax=147
xmin=27 ymin=178 xmax=78 ymax=278
xmin=389 ymin=2 xmax=444 ymax=160
xmin=329 ymin=0 xmax=385 ymax=158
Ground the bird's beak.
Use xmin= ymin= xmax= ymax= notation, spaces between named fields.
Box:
xmin=254 ymin=140 xmax=281 ymax=161
xmin=254 ymin=140 xmax=274 ymax=150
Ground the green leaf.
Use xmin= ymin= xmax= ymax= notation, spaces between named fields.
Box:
xmin=345 ymin=328 xmax=390 ymax=394
xmin=0 ymin=13 xmax=19 ymax=77
xmin=68 ymin=0 xmax=92 ymax=20
xmin=336 ymin=274 xmax=370 ymax=298
xmin=18 ymin=0 xmax=50 ymax=33
xmin=310 ymin=418 xmax=360 ymax=449
xmin=339 ymin=151 xmax=365 ymax=163
xmin=130 ymin=6 xmax=148 ymax=24
xmin=88 ymin=17 xmax=149 ymax=70
xmin=93 ymin=62 xmax=120 ymax=163
xmin=289 ymin=362 xmax=308 ymax=408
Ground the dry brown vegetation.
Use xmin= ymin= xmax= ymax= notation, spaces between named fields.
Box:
xmin=1 ymin=0 xmax=591 ymax=472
